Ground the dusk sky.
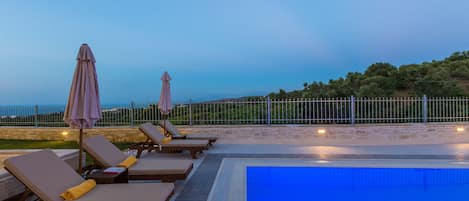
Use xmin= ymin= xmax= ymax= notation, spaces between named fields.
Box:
xmin=1 ymin=0 xmax=469 ymax=104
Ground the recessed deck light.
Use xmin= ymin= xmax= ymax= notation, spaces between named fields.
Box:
xmin=316 ymin=160 xmax=330 ymax=163
xmin=457 ymin=127 xmax=465 ymax=132
xmin=317 ymin=129 xmax=326 ymax=134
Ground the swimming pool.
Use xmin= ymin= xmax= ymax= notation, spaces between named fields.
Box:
xmin=247 ymin=166 xmax=469 ymax=201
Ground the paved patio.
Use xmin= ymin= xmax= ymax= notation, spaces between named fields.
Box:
xmin=4 ymin=143 xmax=469 ymax=200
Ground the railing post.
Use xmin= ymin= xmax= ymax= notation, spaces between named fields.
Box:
xmin=267 ymin=97 xmax=272 ymax=125
xmin=189 ymin=99 xmax=193 ymax=126
xmin=350 ymin=96 xmax=355 ymax=125
xmin=34 ymin=105 xmax=39 ymax=127
xmin=130 ymin=101 xmax=135 ymax=127
xmin=422 ymin=95 xmax=428 ymax=123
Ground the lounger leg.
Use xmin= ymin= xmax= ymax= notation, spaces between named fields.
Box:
xmin=136 ymin=148 xmax=143 ymax=158
xmin=190 ymin=151 xmax=198 ymax=159
xmin=14 ymin=189 xmax=33 ymax=201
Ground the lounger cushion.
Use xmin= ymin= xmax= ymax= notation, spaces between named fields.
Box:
xmin=5 ymin=150 xmax=175 ymax=201
xmin=159 ymin=120 xmax=185 ymax=137
xmin=158 ymin=121 xmax=217 ymax=141
xmin=140 ymin=123 xmax=209 ymax=147
xmin=76 ymin=183 xmax=174 ymax=201
xmin=128 ymin=159 xmax=193 ymax=175
xmin=84 ymin=135 xmax=194 ymax=177
xmin=83 ymin=135 xmax=127 ymax=167
xmin=139 ymin=123 xmax=166 ymax=143
xmin=4 ymin=150 xmax=84 ymax=201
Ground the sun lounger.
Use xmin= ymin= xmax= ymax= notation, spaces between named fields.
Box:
xmin=131 ymin=123 xmax=209 ymax=159
xmin=4 ymin=150 xmax=174 ymax=201
xmin=83 ymin=135 xmax=193 ymax=182
xmin=158 ymin=120 xmax=218 ymax=146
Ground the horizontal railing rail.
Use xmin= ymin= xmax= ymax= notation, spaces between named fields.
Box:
xmin=1 ymin=96 xmax=469 ymax=127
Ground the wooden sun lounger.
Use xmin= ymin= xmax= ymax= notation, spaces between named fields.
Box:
xmin=4 ymin=150 xmax=174 ymax=201
xmin=158 ymin=120 xmax=218 ymax=146
xmin=83 ymin=135 xmax=193 ymax=182
xmin=131 ymin=123 xmax=209 ymax=159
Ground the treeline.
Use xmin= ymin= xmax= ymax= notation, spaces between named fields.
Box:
xmin=268 ymin=51 xmax=469 ymax=98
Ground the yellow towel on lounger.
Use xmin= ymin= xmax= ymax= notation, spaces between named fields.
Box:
xmin=118 ymin=156 xmax=138 ymax=168
xmin=60 ymin=179 xmax=96 ymax=200
xmin=162 ymin=136 xmax=172 ymax=144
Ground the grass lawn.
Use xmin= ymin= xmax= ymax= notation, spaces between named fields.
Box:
xmin=0 ymin=139 xmax=133 ymax=150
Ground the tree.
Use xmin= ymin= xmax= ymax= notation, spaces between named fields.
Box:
xmin=364 ymin=63 xmax=397 ymax=77
xmin=278 ymin=89 xmax=287 ymax=99
xmin=357 ymin=83 xmax=382 ymax=97
xmin=268 ymin=50 xmax=469 ymax=98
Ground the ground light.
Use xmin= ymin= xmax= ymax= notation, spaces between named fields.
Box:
xmin=315 ymin=160 xmax=330 ymax=163
xmin=317 ymin=129 xmax=326 ymax=134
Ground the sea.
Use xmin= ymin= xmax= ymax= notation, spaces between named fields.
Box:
xmin=0 ymin=104 xmax=130 ymax=117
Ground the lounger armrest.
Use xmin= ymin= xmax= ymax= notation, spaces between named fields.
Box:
xmin=171 ymin=136 xmax=187 ymax=140
xmin=128 ymin=142 xmax=157 ymax=149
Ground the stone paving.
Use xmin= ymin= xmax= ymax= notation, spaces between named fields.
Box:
xmin=4 ymin=144 xmax=469 ymax=200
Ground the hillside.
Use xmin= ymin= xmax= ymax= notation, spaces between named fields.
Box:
xmin=268 ymin=51 xmax=469 ymax=98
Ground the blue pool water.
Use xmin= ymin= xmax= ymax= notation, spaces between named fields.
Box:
xmin=247 ymin=166 xmax=469 ymax=201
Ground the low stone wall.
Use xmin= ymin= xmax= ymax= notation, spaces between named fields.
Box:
xmin=0 ymin=127 xmax=146 ymax=143
xmin=0 ymin=123 xmax=469 ymax=145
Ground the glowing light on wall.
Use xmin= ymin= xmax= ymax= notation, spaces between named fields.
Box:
xmin=457 ymin=127 xmax=465 ymax=132
xmin=316 ymin=160 xmax=330 ymax=163
xmin=317 ymin=129 xmax=326 ymax=134
xmin=61 ymin=131 xmax=69 ymax=136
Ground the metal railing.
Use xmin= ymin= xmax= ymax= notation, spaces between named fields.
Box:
xmin=1 ymin=96 xmax=469 ymax=127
